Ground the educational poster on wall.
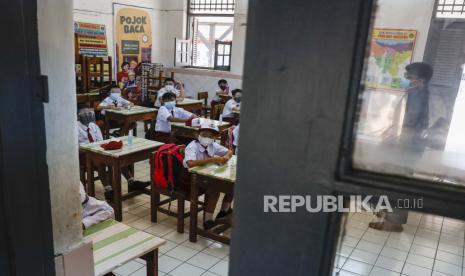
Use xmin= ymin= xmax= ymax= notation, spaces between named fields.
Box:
xmin=74 ymin=22 xmax=108 ymax=56
xmin=366 ymin=29 xmax=417 ymax=91
xmin=114 ymin=5 xmax=153 ymax=72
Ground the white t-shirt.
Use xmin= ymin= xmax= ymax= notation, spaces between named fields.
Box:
xmin=155 ymin=87 xmax=180 ymax=107
xmin=183 ymin=140 xmax=229 ymax=168
xmin=222 ymin=98 xmax=240 ymax=118
xmin=155 ymin=106 xmax=193 ymax=133
xmin=233 ymin=124 xmax=240 ymax=154
xmin=77 ymin=122 xmax=103 ymax=144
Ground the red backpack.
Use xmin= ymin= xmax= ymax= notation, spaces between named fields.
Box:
xmin=153 ymin=144 xmax=185 ymax=192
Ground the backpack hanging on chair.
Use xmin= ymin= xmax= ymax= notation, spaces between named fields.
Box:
xmin=152 ymin=144 xmax=185 ymax=192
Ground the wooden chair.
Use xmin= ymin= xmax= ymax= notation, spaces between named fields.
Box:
xmin=211 ymin=104 xmax=225 ymax=120
xmin=149 ymin=151 xmax=205 ymax=233
xmin=197 ymin=91 xmax=211 ymax=118
xmin=83 ymin=219 xmax=165 ymax=276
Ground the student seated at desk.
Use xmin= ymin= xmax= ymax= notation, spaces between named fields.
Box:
xmin=154 ymin=92 xmax=197 ymax=143
xmin=154 ymin=78 xmax=185 ymax=108
xmin=77 ymin=107 xmax=150 ymax=202
xmin=97 ymin=87 xmax=134 ymax=114
xmin=183 ymin=123 xmax=234 ymax=230
xmin=211 ymin=79 xmax=230 ymax=108
xmin=222 ymin=89 xmax=241 ymax=119
xmin=80 ymin=181 xmax=114 ymax=229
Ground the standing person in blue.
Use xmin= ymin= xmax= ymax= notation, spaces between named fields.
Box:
xmin=370 ymin=62 xmax=433 ymax=232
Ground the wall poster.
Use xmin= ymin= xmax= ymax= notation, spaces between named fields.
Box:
xmin=74 ymin=22 xmax=108 ymax=56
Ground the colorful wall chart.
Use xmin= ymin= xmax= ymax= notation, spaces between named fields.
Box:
xmin=74 ymin=22 xmax=108 ymax=56
xmin=366 ymin=29 xmax=417 ymax=91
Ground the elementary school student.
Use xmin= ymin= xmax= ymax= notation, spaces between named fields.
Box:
xmin=154 ymin=92 xmax=196 ymax=143
xmin=211 ymin=79 xmax=230 ymax=108
xmin=183 ymin=122 xmax=234 ymax=230
xmin=98 ymin=86 xmax=134 ymax=114
xmin=80 ymin=182 xmax=114 ymax=229
xmin=154 ymin=78 xmax=185 ymax=108
xmin=222 ymin=88 xmax=241 ymax=119
xmin=77 ymin=107 xmax=149 ymax=201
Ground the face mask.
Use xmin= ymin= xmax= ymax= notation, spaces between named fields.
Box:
xmin=220 ymin=84 xmax=228 ymax=90
xmin=400 ymin=78 xmax=411 ymax=89
xmin=164 ymin=101 xmax=176 ymax=110
xmin=234 ymin=97 xmax=241 ymax=103
xmin=110 ymin=93 xmax=120 ymax=100
xmin=198 ymin=136 xmax=214 ymax=147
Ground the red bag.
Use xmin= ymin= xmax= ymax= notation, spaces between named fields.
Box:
xmin=100 ymin=140 xmax=123 ymax=150
xmin=153 ymin=144 xmax=185 ymax=191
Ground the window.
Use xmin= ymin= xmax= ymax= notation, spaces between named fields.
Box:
xmin=176 ymin=0 xmax=235 ymax=70
xmin=436 ymin=0 xmax=465 ymax=18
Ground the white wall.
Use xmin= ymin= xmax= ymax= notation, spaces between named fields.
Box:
xmin=375 ymin=0 xmax=435 ymax=61
xmin=38 ymin=0 xmax=83 ymax=255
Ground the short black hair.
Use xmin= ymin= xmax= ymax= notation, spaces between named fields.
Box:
xmin=162 ymin=92 xmax=176 ymax=102
xmin=232 ymin=89 xmax=242 ymax=96
xmin=164 ymin=77 xmax=175 ymax=84
xmin=121 ymin=61 xmax=129 ymax=69
xmin=218 ymin=79 xmax=228 ymax=85
xmin=406 ymin=62 xmax=433 ymax=82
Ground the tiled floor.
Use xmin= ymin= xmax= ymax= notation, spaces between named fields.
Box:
xmin=92 ymin=124 xmax=231 ymax=276
xmin=333 ymin=211 xmax=465 ymax=276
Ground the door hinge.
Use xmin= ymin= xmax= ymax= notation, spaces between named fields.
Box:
xmin=37 ymin=75 xmax=49 ymax=103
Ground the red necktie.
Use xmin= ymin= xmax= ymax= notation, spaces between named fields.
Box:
xmin=87 ymin=128 xmax=94 ymax=143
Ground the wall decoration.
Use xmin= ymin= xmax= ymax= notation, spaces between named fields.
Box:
xmin=74 ymin=22 xmax=108 ymax=56
xmin=366 ymin=29 xmax=417 ymax=91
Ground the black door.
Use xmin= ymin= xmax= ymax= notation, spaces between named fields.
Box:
xmin=0 ymin=0 xmax=55 ymax=275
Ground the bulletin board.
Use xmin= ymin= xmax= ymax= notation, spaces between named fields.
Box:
xmin=74 ymin=22 xmax=108 ymax=57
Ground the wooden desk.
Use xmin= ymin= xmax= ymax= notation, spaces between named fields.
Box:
xmin=171 ymin=118 xmax=230 ymax=141
xmin=84 ymin=219 xmax=166 ymax=276
xmin=218 ymin=94 xmax=232 ymax=103
xmin=176 ymin=98 xmax=203 ymax=114
xmin=189 ymin=156 xmax=236 ymax=244
xmin=104 ymin=105 xmax=157 ymax=138
xmin=232 ymin=109 xmax=240 ymax=120
xmin=80 ymin=137 xmax=164 ymax=221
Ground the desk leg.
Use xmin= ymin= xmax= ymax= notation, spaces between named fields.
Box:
xmin=104 ymin=116 xmax=110 ymax=139
xmin=86 ymin=154 xmax=95 ymax=197
xmin=143 ymin=249 xmax=158 ymax=276
xmin=112 ymin=159 xmax=123 ymax=221
xmin=189 ymin=174 xmax=198 ymax=242
xmin=120 ymin=122 xmax=131 ymax=137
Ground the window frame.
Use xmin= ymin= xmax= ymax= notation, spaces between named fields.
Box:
xmin=184 ymin=0 xmax=235 ymax=71
xmin=434 ymin=0 xmax=465 ymax=20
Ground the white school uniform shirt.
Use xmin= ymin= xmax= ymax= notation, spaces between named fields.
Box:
xmin=155 ymin=105 xmax=193 ymax=133
xmin=183 ymin=140 xmax=229 ymax=168
xmin=77 ymin=122 xmax=103 ymax=144
xmin=222 ymin=98 xmax=240 ymax=118
xmin=80 ymin=182 xmax=114 ymax=229
xmin=213 ymin=88 xmax=230 ymax=102
xmin=98 ymin=95 xmax=131 ymax=115
xmin=233 ymin=124 xmax=240 ymax=154
xmin=154 ymin=87 xmax=180 ymax=107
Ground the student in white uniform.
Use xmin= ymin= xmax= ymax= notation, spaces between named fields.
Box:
xmin=233 ymin=124 xmax=240 ymax=155
xmin=80 ymin=182 xmax=114 ymax=229
xmin=154 ymin=92 xmax=196 ymax=143
xmin=77 ymin=107 xmax=149 ymax=202
xmin=211 ymin=79 xmax=230 ymax=107
xmin=154 ymin=78 xmax=185 ymax=108
xmin=97 ymin=87 xmax=133 ymax=114
xmin=222 ymin=89 xmax=241 ymax=118
xmin=183 ymin=123 xmax=234 ymax=230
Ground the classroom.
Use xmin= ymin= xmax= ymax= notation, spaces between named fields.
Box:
xmin=4 ymin=0 xmax=465 ymax=276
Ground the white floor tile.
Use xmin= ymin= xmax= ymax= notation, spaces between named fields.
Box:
xmin=182 ymin=238 xmax=214 ymax=251
xmin=402 ymin=263 xmax=432 ymax=276
xmin=187 ymin=252 xmax=221 ymax=270
xmin=169 ymin=263 xmax=205 ymax=276
xmin=208 ymin=260 xmax=229 ymax=276
xmin=342 ymin=236 xmax=360 ymax=247
xmin=435 ymin=250 xmax=462 ymax=267
xmin=202 ymin=272 xmax=219 ymax=276
xmin=362 ymin=232 xmax=388 ymax=245
xmin=166 ymin=245 xmax=199 ymax=262
xmin=337 ymin=245 xmax=355 ymax=258
xmin=144 ymin=223 xmax=175 ymax=237
xmin=342 ymin=259 xmax=373 ymax=276
xmin=163 ymin=231 xmax=190 ymax=244
xmin=337 ymin=270 xmax=360 ymax=276
xmin=349 ymin=249 xmax=379 ymax=265
xmin=334 ymin=255 xmax=347 ymax=269
xmin=409 ymin=244 xmax=436 ymax=259
xmin=356 ymin=240 xmax=383 ymax=254
xmin=433 ymin=260 xmax=462 ymax=276
xmin=380 ymin=247 xmax=408 ymax=262
xmin=437 ymin=243 xmax=463 ymax=256
xmin=158 ymin=255 xmax=183 ymax=273
xmin=370 ymin=266 xmax=400 ymax=276
xmin=375 ymin=256 xmax=404 ymax=273
xmin=202 ymin=243 xmax=230 ymax=259
xmin=406 ymin=253 xmax=434 ymax=270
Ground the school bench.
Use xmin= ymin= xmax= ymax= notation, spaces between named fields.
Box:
xmin=83 ymin=219 xmax=165 ymax=276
